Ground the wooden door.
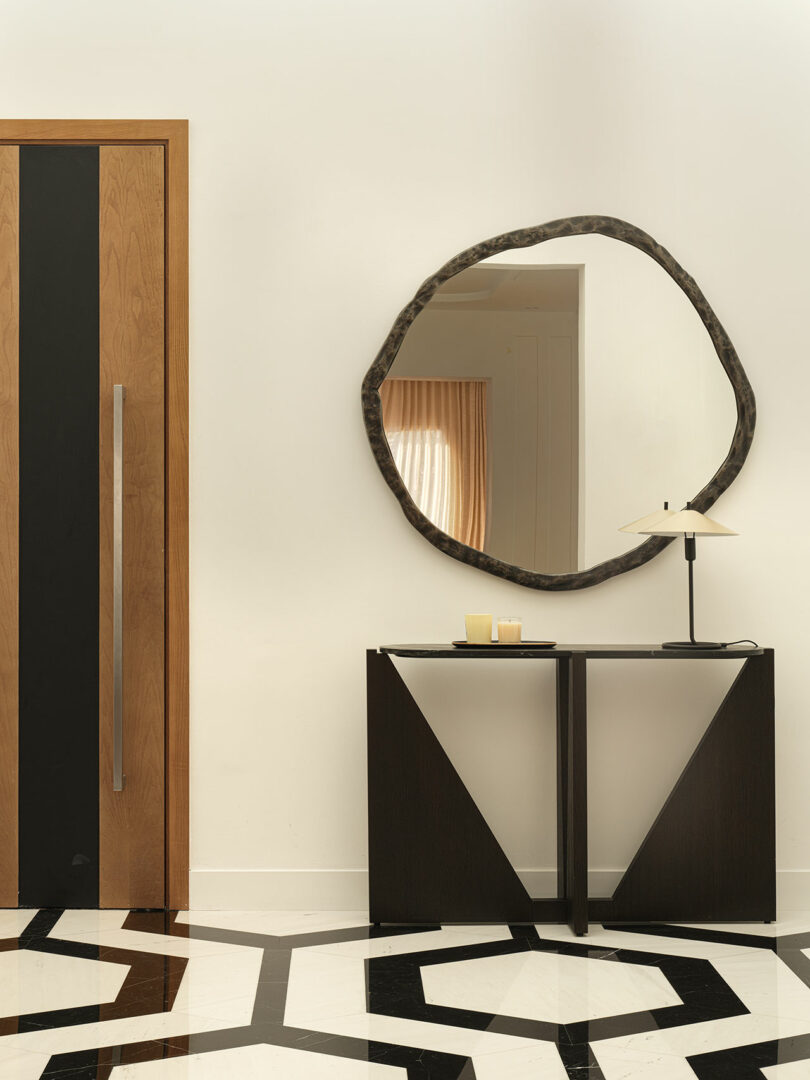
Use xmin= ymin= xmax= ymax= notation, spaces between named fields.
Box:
xmin=0 ymin=139 xmax=174 ymax=909
xmin=98 ymin=147 xmax=166 ymax=907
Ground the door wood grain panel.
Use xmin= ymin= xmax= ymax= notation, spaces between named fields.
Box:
xmin=0 ymin=146 xmax=19 ymax=908
xmin=99 ymin=146 xmax=165 ymax=908
xmin=165 ymin=126 xmax=189 ymax=909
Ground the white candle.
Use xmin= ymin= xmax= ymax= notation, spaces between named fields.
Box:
xmin=497 ymin=617 xmax=522 ymax=643
xmin=465 ymin=613 xmax=493 ymax=643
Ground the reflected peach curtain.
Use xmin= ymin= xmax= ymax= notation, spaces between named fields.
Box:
xmin=380 ymin=378 xmax=487 ymax=549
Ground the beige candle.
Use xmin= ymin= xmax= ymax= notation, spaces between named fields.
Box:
xmin=497 ymin=617 xmax=522 ymax=643
xmin=465 ymin=613 xmax=493 ymax=644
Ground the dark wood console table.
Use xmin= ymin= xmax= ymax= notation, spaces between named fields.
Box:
xmin=367 ymin=644 xmax=774 ymax=934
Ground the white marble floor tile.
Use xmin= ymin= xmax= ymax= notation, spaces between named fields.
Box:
xmin=713 ymin=950 xmax=810 ymax=1022
xmin=110 ymin=1042 xmax=407 ymax=1078
xmin=441 ymin=924 xmax=512 ymax=940
xmin=0 ymin=949 xmax=129 ymax=1017
xmin=285 ymin=951 xmax=365 ymax=1023
xmin=50 ymin=909 xmax=130 ymax=937
xmin=535 ymin=922 xmax=763 ymax=959
xmin=0 ymin=1010 xmax=238 ymax=1056
xmin=0 ymin=911 xmax=39 ymax=940
xmin=171 ymin=994 xmax=258 ymax=1026
xmin=170 ymin=948 xmax=263 ymax=1025
xmin=762 ymin=1060 xmax=810 ymax=1078
xmin=50 ymin=910 xmax=259 ymax=959
xmin=594 ymin=1012 xmax=810 ymax=1059
xmin=299 ymin=1010 xmax=540 ymax=1059
xmin=592 ymin=1043 xmax=702 ymax=1079
xmin=422 ymin=949 xmax=680 ymax=1023
xmin=175 ymin=909 xmax=370 ymax=937
xmin=0 ymin=1043 xmax=53 ymax=1080
xmin=306 ymin=927 xmax=512 ymax=959
xmin=470 ymin=1041 xmax=569 ymax=1079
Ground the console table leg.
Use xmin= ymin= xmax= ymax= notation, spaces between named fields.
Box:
xmin=556 ymin=657 xmax=569 ymax=905
xmin=567 ymin=654 xmax=588 ymax=936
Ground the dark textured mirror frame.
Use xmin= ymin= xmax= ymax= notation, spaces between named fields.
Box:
xmin=361 ymin=215 xmax=756 ymax=591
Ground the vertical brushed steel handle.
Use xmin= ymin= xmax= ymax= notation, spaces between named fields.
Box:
xmin=113 ymin=385 xmax=126 ymax=792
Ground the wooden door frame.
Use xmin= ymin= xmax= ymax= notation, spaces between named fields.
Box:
xmin=0 ymin=120 xmax=189 ymax=909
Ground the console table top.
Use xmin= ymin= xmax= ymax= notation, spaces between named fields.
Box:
xmin=379 ymin=643 xmax=765 ymax=660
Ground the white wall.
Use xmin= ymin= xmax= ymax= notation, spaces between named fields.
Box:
xmin=4 ymin=0 xmax=809 ymax=909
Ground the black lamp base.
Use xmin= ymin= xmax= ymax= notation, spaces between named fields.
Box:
xmin=662 ymin=640 xmax=726 ymax=650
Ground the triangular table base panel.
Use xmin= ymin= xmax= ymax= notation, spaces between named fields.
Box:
xmin=594 ymin=652 xmax=775 ymax=923
xmin=367 ymin=651 xmax=534 ymax=923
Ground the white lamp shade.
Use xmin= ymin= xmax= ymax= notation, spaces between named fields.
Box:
xmin=639 ymin=508 xmax=737 ymax=536
xmin=619 ymin=507 xmax=676 ymax=534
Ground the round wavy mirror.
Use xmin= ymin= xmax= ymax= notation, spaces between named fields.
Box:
xmin=362 ymin=217 xmax=755 ymax=590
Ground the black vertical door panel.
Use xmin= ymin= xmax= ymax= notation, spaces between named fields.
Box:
xmin=18 ymin=146 xmax=100 ymax=907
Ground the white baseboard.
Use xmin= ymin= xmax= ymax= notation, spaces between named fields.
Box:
xmin=187 ymin=868 xmax=598 ymax=910
xmin=188 ymin=868 xmax=810 ymax=912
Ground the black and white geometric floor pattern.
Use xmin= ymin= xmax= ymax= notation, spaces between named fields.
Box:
xmin=2 ymin=909 xmax=810 ymax=1077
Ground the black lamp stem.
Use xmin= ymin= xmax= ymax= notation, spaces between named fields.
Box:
xmin=662 ymin=516 xmax=724 ymax=650
xmin=685 ymin=534 xmax=696 ymax=645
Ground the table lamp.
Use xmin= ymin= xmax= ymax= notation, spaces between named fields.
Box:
xmin=621 ymin=502 xmax=736 ymax=650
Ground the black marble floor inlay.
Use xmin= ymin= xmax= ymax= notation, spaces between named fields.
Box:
xmin=2 ymin=910 xmax=810 ymax=1078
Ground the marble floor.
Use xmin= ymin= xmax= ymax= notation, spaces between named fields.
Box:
xmin=2 ymin=910 xmax=810 ymax=1077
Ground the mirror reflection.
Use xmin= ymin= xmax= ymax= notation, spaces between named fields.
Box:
xmin=381 ymin=234 xmax=738 ymax=575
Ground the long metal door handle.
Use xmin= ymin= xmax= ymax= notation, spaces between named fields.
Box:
xmin=113 ymin=385 xmax=126 ymax=791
